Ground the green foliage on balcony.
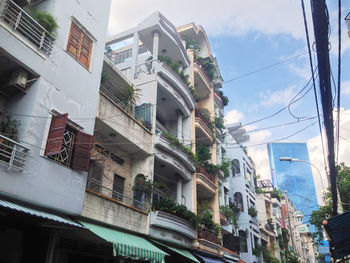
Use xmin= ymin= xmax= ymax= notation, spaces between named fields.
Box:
xmin=217 ymin=158 xmax=231 ymax=178
xmin=215 ymin=116 xmax=224 ymax=130
xmin=194 ymin=55 xmax=215 ymax=82
xmin=220 ymin=205 xmax=238 ymax=227
xmin=253 ymin=244 xmax=263 ymax=257
xmin=198 ymin=108 xmax=215 ymax=132
xmin=216 ymin=90 xmax=229 ymax=106
xmin=0 ymin=115 xmax=20 ymax=141
xmin=161 ymin=132 xmax=198 ymax=162
xmin=262 ymin=247 xmax=280 ymax=263
xmin=152 ymin=198 xmax=200 ymax=228
xmin=185 ymin=37 xmax=200 ymax=52
xmin=200 ymin=210 xmax=221 ymax=235
xmin=31 ymin=10 xmax=58 ymax=34
xmin=196 ymin=144 xmax=211 ymax=163
xmin=158 ymin=55 xmax=199 ymax=102
xmin=248 ymin=207 xmax=258 ymax=218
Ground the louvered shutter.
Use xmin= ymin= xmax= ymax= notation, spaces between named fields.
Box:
xmin=45 ymin=113 xmax=68 ymax=156
xmin=79 ymin=34 xmax=92 ymax=68
xmin=72 ymin=131 xmax=93 ymax=171
xmin=67 ymin=23 xmax=82 ymax=58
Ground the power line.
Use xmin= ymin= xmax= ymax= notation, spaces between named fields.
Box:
xmin=336 ymin=0 xmax=341 ymax=165
xmin=300 ymin=0 xmax=328 ymax=182
xmin=222 ymin=52 xmax=308 ymax=84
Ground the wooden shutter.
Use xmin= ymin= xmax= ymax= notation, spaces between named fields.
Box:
xmin=67 ymin=23 xmax=82 ymax=58
xmin=45 ymin=113 xmax=68 ymax=156
xmin=79 ymin=34 xmax=92 ymax=68
xmin=72 ymin=131 xmax=94 ymax=171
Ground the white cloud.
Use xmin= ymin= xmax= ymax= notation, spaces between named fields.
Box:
xmin=108 ymin=0 xmax=307 ymax=39
xmin=260 ymin=85 xmax=297 ymax=107
xmin=224 ymin=109 xmax=244 ymax=125
xmin=307 ymin=108 xmax=350 ymax=205
xmin=341 ymin=80 xmax=350 ymax=95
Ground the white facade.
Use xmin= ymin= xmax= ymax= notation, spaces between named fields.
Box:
xmin=225 ymin=135 xmax=262 ymax=263
xmin=0 ymin=0 xmax=111 ymax=214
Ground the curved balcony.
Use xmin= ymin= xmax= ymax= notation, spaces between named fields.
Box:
xmin=195 ymin=110 xmax=214 ymax=145
xmin=149 ymin=211 xmax=196 ymax=239
xmin=198 ymin=228 xmax=220 ymax=245
xmin=154 ymin=133 xmax=195 ymax=180
xmin=196 ymin=164 xmax=217 ymax=199
xmin=193 ymin=62 xmax=212 ymax=99
xmin=214 ymin=92 xmax=224 ymax=109
xmin=155 ymin=61 xmax=195 ymax=114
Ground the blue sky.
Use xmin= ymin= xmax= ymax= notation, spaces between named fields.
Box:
xmin=108 ymin=0 xmax=350 ymax=194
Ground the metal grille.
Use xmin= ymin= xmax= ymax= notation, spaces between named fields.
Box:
xmin=0 ymin=0 xmax=56 ymax=55
xmin=0 ymin=134 xmax=29 ymax=172
xmin=49 ymin=128 xmax=75 ymax=167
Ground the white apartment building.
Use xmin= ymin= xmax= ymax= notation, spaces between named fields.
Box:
xmin=224 ymin=131 xmax=262 ymax=263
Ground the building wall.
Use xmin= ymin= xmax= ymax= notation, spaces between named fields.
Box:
xmin=0 ymin=0 xmax=111 ymax=214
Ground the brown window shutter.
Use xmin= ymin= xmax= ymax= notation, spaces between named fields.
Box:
xmin=79 ymin=35 xmax=92 ymax=68
xmin=72 ymin=131 xmax=94 ymax=171
xmin=67 ymin=23 xmax=82 ymax=58
xmin=45 ymin=113 xmax=68 ymax=156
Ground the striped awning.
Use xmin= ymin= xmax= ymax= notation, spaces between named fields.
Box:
xmin=0 ymin=199 xmax=83 ymax=228
xmin=80 ymin=221 xmax=168 ymax=263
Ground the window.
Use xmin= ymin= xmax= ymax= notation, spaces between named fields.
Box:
xmin=133 ymin=174 xmax=147 ymax=209
xmin=87 ymin=160 xmax=103 ymax=192
xmin=232 ymin=159 xmax=240 ymax=176
xmin=234 ymin=192 xmax=244 ymax=212
xmin=239 ymin=230 xmax=248 ymax=252
xmin=45 ymin=113 xmax=93 ymax=171
xmin=112 ymin=174 xmax=125 ymax=202
xmin=66 ymin=22 xmax=93 ymax=69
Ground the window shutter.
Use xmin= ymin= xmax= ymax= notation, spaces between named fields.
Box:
xmin=72 ymin=131 xmax=94 ymax=171
xmin=67 ymin=23 xmax=82 ymax=58
xmin=45 ymin=113 xmax=68 ymax=156
xmin=79 ymin=34 xmax=92 ymax=68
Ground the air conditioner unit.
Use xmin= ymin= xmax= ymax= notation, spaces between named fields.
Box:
xmin=9 ymin=69 xmax=29 ymax=93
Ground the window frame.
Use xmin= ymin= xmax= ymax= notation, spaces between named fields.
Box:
xmin=66 ymin=20 xmax=94 ymax=70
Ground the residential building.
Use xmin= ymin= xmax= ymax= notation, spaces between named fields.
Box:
xmin=0 ymin=0 xmax=111 ymax=261
xmin=224 ymin=128 xmax=262 ymax=263
xmin=105 ymin=12 xmax=225 ymax=260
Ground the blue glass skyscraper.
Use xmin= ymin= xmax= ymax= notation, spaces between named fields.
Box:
xmin=267 ymin=142 xmax=319 ymax=230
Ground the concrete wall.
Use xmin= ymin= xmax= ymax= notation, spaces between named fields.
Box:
xmin=82 ymin=192 xmax=148 ymax=234
xmin=0 ymin=0 xmax=111 ymax=214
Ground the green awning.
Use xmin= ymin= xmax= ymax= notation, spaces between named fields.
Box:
xmin=153 ymin=240 xmax=200 ymax=263
xmin=80 ymin=221 xmax=168 ymax=263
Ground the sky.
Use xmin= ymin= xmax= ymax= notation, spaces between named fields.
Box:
xmin=107 ymin=0 xmax=350 ymax=203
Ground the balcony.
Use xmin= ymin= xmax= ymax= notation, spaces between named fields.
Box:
xmin=214 ymin=92 xmax=224 ymax=108
xmin=193 ymin=62 xmax=212 ymax=99
xmin=155 ymin=61 xmax=195 ymax=112
xmin=0 ymin=0 xmax=56 ymax=55
xmin=198 ymin=228 xmax=220 ymax=245
xmin=196 ymin=164 xmax=217 ymax=199
xmin=0 ymin=134 xmax=29 ymax=172
xmin=154 ymin=133 xmax=196 ymax=180
xmin=195 ymin=109 xmax=214 ymax=144
xmin=83 ymin=178 xmax=149 ymax=234
xmin=149 ymin=211 xmax=196 ymax=239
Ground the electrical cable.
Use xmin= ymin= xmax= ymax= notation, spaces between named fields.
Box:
xmin=222 ymin=52 xmax=308 ymax=84
xmin=300 ymin=0 xmax=329 ymax=179
xmin=336 ymin=0 xmax=341 ymax=165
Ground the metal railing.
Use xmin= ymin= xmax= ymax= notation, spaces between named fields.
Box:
xmin=196 ymin=164 xmax=216 ymax=184
xmin=198 ymin=228 xmax=220 ymax=244
xmin=100 ymin=85 xmax=152 ymax=131
xmin=0 ymin=0 xmax=55 ymax=55
xmin=86 ymin=177 xmax=150 ymax=212
xmin=0 ymin=134 xmax=29 ymax=172
xmin=194 ymin=60 xmax=212 ymax=85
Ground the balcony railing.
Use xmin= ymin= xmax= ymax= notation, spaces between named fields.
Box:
xmin=194 ymin=60 xmax=212 ymax=85
xmin=0 ymin=0 xmax=56 ymax=55
xmin=0 ymin=134 xmax=29 ymax=172
xmin=196 ymin=164 xmax=216 ymax=184
xmin=198 ymin=228 xmax=220 ymax=244
xmin=195 ymin=109 xmax=213 ymax=132
xmin=86 ymin=178 xmax=150 ymax=212
xmin=100 ymin=85 xmax=152 ymax=131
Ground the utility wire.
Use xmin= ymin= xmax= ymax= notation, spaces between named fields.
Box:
xmin=300 ymin=0 xmax=328 ymax=179
xmin=222 ymin=52 xmax=308 ymax=84
xmin=336 ymin=0 xmax=341 ymax=164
